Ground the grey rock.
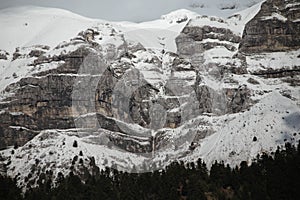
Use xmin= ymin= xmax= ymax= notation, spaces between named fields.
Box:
xmin=239 ymin=0 xmax=300 ymax=53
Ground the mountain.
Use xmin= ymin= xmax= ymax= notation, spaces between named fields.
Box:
xmin=0 ymin=0 xmax=299 ymax=190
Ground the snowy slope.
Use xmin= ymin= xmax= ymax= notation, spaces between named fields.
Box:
xmin=0 ymin=6 xmax=102 ymax=53
xmin=1 ymin=129 xmax=145 ymax=189
xmin=186 ymin=91 xmax=300 ymax=167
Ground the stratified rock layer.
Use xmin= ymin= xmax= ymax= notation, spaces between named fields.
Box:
xmin=239 ymin=0 xmax=300 ymax=53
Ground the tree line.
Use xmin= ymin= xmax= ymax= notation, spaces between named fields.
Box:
xmin=1 ymin=142 xmax=300 ymax=200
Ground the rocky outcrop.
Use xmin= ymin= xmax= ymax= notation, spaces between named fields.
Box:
xmin=193 ymin=83 xmax=252 ymax=115
xmin=225 ymin=86 xmax=252 ymax=113
xmin=194 ymin=85 xmax=214 ymax=113
xmin=174 ymin=15 xmax=254 ymax=116
xmin=108 ymin=132 xmax=152 ymax=153
xmin=0 ymin=115 xmax=38 ymax=150
xmin=176 ymin=18 xmax=241 ymax=64
xmin=12 ymin=45 xmax=50 ymax=60
xmin=239 ymin=0 xmax=300 ymax=53
xmin=0 ymin=46 xmax=93 ymax=148
xmin=0 ymin=76 xmax=76 ymax=148
xmin=252 ymin=66 xmax=300 ymax=78
xmin=0 ymin=50 xmax=9 ymax=60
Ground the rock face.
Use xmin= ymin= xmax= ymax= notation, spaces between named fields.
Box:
xmin=238 ymin=0 xmax=300 ymax=87
xmin=252 ymin=65 xmax=300 ymax=78
xmin=0 ymin=48 xmax=86 ymax=148
xmin=175 ymin=14 xmax=253 ymax=116
xmin=0 ymin=50 xmax=9 ymax=60
xmin=0 ymin=26 xmax=199 ymax=151
xmin=177 ymin=25 xmax=239 ymax=57
xmin=239 ymin=0 xmax=300 ymax=53
xmin=176 ymin=16 xmax=241 ymax=62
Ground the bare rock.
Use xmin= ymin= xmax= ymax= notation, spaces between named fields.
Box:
xmin=239 ymin=0 xmax=300 ymax=53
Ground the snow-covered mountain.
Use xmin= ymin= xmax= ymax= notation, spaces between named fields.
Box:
xmin=0 ymin=0 xmax=299 ymax=190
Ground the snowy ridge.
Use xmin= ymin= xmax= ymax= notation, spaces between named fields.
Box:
xmin=161 ymin=9 xmax=199 ymax=23
xmin=185 ymin=0 xmax=264 ymax=18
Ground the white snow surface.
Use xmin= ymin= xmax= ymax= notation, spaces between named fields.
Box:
xmin=185 ymin=91 xmax=300 ymax=167
xmin=262 ymin=12 xmax=288 ymax=22
xmin=0 ymin=6 xmax=101 ymax=52
xmin=246 ymin=49 xmax=300 ymax=72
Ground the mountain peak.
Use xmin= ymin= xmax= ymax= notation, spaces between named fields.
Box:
xmin=161 ymin=9 xmax=199 ymax=23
